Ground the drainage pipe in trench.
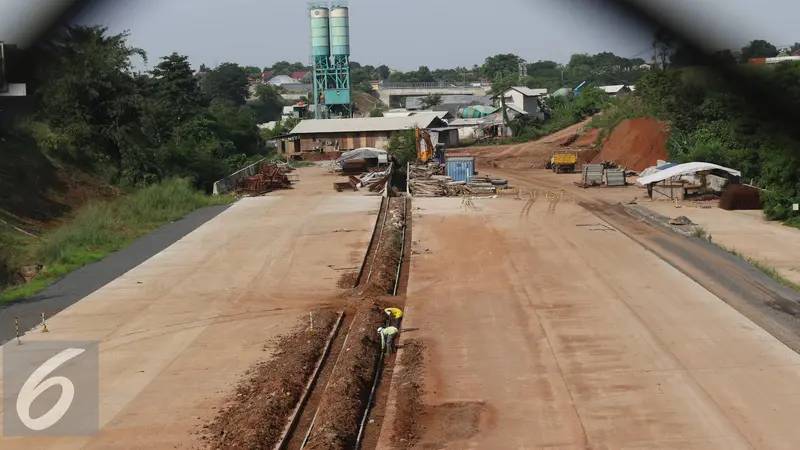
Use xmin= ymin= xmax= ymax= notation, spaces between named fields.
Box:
xmin=354 ymin=195 xmax=409 ymax=449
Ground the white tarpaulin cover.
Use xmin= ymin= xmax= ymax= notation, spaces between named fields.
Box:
xmin=338 ymin=147 xmax=387 ymax=164
xmin=636 ymin=162 xmax=741 ymax=186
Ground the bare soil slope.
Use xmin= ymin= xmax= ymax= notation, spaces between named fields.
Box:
xmin=590 ymin=117 xmax=668 ymax=171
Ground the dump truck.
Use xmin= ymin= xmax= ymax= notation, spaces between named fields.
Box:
xmin=548 ymin=151 xmax=578 ymax=173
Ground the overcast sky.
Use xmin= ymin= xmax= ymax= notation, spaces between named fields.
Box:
xmin=1 ymin=0 xmax=798 ymax=71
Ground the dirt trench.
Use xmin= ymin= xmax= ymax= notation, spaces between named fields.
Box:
xmin=197 ymin=196 xmax=410 ymax=450
xmin=304 ymin=197 xmax=409 ymax=450
xmin=200 ymin=309 xmax=339 ymax=449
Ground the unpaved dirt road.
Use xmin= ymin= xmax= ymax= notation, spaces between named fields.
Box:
xmin=378 ymin=197 xmax=800 ymax=449
xmin=0 ymin=167 xmax=380 ymax=449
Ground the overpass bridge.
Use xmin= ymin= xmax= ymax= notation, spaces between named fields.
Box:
xmin=376 ymin=82 xmax=493 ymax=108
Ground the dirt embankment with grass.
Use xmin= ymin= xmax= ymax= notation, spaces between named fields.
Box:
xmin=1 ymin=171 xmax=231 ymax=303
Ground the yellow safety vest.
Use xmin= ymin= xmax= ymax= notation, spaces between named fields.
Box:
xmin=385 ymin=308 xmax=403 ymax=319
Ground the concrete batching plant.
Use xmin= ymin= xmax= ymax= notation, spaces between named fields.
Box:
xmin=309 ymin=2 xmax=352 ymax=119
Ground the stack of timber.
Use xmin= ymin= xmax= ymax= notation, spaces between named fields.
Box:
xmin=409 ymin=162 xmax=479 ymax=197
xmin=333 ymin=165 xmax=392 ymax=194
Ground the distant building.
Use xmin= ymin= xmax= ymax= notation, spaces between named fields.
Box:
xmin=492 ymin=86 xmax=547 ymax=121
xmin=599 ymin=85 xmax=632 ymax=97
xmin=282 ymin=102 xmax=309 ymax=119
xmin=268 ymin=75 xmax=312 ymax=92
xmin=748 ymin=56 xmax=800 ymax=65
xmin=268 ymin=75 xmax=296 ymax=86
xmin=405 ymin=94 xmax=493 ymax=116
xmin=290 ymin=71 xmax=311 ymax=81
xmin=448 ymin=118 xmax=486 ymax=140
xmin=283 ymin=113 xmax=448 ymax=154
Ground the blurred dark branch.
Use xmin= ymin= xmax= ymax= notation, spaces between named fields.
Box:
xmin=595 ymin=0 xmax=800 ymax=143
xmin=10 ymin=0 xmax=101 ymax=79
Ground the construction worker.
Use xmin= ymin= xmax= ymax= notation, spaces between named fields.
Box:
xmin=384 ymin=307 xmax=403 ymax=328
xmin=377 ymin=326 xmax=399 ymax=354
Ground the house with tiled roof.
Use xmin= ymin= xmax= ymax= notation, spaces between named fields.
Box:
xmin=291 ymin=71 xmax=310 ymax=81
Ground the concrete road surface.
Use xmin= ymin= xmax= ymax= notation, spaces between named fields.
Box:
xmin=378 ymin=197 xmax=800 ymax=449
xmin=0 ymin=167 xmax=381 ymax=449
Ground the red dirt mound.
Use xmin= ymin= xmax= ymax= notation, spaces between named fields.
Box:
xmin=574 ymin=128 xmax=600 ymax=148
xmin=591 ymin=118 xmax=667 ymax=171
xmin=577 ymin=149 xmax=601 ymax=167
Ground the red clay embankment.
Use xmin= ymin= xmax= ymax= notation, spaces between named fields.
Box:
xmin=591 ymin=118 xmax=668 ymax=171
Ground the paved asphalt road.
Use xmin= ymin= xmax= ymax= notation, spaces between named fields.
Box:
xmin=0 ymin=205 xmax=230 ymax=345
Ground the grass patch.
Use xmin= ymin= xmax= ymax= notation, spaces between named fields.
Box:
xmin=587 ymin=96 xmax=649 ymax=143
xmin=706 ymin=239 xmax=800 ymax=293
xmin=0 ymin=178 xmax=233 ymax=303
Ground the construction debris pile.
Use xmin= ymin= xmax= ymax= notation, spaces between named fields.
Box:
xmin=408 ymin=163 xmax=492 ymax=197
xmin=234 ymin=162 xmax=295 ymax=196
xmin=333 ymin=164 xmax=392 ymax=194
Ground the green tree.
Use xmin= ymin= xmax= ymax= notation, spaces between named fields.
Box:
xmin=243 ymin=65 xmax=262 ymax=78
xmin=420 ymin=94 xmax=443 ymax=109
xmin=483 ymin=54 xmax=522 ymax=83
xmin=377 ymin=65 xmax=390 ymax=80
xmin=144 ymin=53 xmax=205 ymax=145
xmin=387 ymin=130 xmax=417 ymax=168
xmin=202 ymin=62 xmax=250 ymax=105
xmin=792 ymin=43 xmax=800 ymax=53
xmin=248 ymin=84 xmax=285 ymax=123
xmin=34 ymin=25 xmax=147 ymax=167
xmin=740 ymin=39 xmax=779 ymax=63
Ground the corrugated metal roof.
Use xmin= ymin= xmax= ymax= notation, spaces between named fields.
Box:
xmin=289 ymin=113 xmax=446 ymax=134
xmin=513 ymin=86 xmax=548 ymax=96
xmin=600 ymin=85 xmax=629 ymax=93
xmin=449 ymin=119 xmax=484 ymax=126
xmin=383 ymin=111 xmax=413 ymax=118
xmin=506 ymin=103 xmax=528 ymax=114
xmin=494 ymin=86 xmax=548 ymax=97
xmin=268 ymin=75 xmax=296 ymax=85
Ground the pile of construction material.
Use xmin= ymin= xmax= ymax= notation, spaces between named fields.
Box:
xmin=333 ymin=165 xmax=392 ymax=194
xmin=408 ymin=163 xmax=498 ymax=197
xmin=235 ymin=162 xmax=294 ymax=196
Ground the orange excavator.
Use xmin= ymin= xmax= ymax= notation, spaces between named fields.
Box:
xmin=415 ymin=127 xmax=435 ymax=163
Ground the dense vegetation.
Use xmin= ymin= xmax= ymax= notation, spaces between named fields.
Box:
xmin=262 ymin=51 xmax=648 ymax=94
xmin=588 ymin=39 xmax=800 ymax=226
xmin=0 ymin=25 xmax=284 ymax=299
xmin=13 ymin=26 xmax=286 ymax=192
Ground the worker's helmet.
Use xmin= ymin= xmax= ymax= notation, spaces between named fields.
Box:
xmin=385 ymin=310 xmax=391 ymax=315
xmin=377 ymin=327 xmax=383 ymax=333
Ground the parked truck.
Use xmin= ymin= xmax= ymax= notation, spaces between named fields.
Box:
xmin=547 ymin=151 xmax=578 ymax=173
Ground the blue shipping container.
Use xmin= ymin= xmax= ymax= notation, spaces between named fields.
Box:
xmin=446 ymin=157 xmax=475 ymax=183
